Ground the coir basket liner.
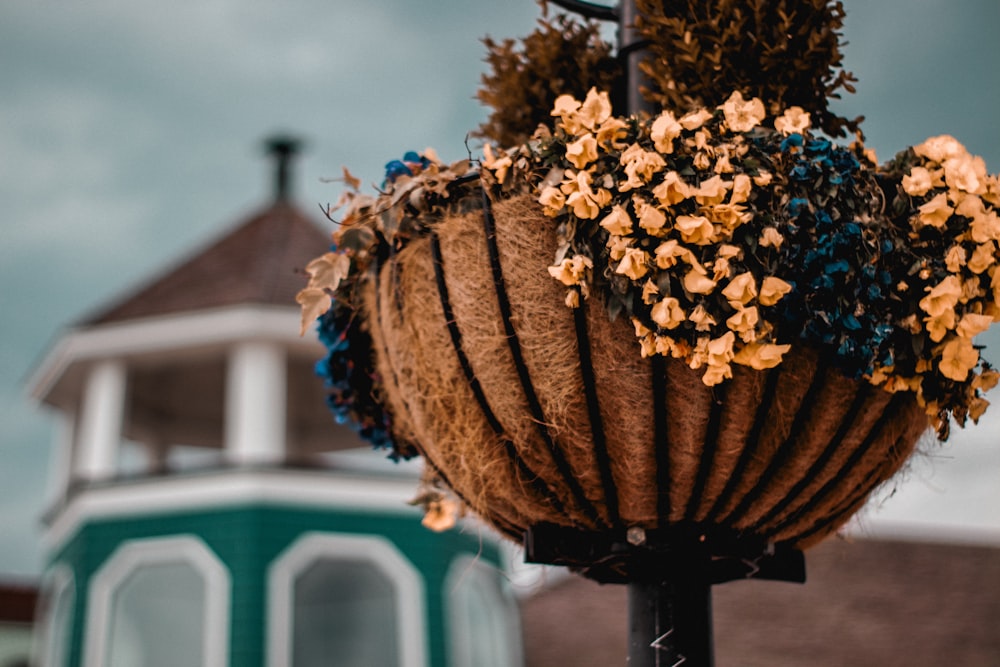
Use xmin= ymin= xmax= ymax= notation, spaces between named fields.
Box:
xmin=363 ymin=192 xmax=929 ymax=549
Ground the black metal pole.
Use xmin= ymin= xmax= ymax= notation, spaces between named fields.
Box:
xmin=627 ymin=574 xmax=714 ymax=667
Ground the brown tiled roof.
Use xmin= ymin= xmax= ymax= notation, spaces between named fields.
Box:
xmin=84 ymin=201 xmax=330 ymax=325
xmin=521 ymin=537 xmax=1000 ymax=667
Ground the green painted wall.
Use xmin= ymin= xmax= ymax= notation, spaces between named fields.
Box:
xmin=47 ymin=503 xmax=504 ymax=667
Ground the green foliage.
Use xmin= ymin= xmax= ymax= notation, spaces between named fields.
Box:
xmin=475 ymin=13 xmax=620 ymax=147
xmin=635 ymin=0 xmax=860 ymax=137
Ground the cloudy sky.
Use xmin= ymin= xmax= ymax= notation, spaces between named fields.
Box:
xmin=1 ymin=1 xmax=998 ymax=577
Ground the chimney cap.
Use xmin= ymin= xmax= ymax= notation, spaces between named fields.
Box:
xmin=264 ymin=135 xmax=303 ymax=201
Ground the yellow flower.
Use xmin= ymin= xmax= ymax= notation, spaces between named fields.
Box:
xmin=704 ymin=203 xmax=752 ymax=230
xmin=596 ymin=116 xmax=629 ymax=148
xmin=733 ymin=342 xmax=791 ymax=370
xmin=759 ymin=276 xmax=793 ymax=306
xmin=679 ymin=108 xmax=713 ymax=131
xmin=944 ymin=154 xmax=988 ymax=194
xmin=726 ymin=305 xmax=759 ymax=342
xmin=551 ymin=94 xmax=581 ymax=119
xmin=720 ymin=91 xmax=765 ymax=133
xmin=973 ymin=369 xmax=1000 ymax=392
xmin=963 ymin=276 xmax=984 ymax=303
xmin=655 ymin=334 xmax=689 ymax=359
xmin=993 ymin=267 xmax=1000 ymax=309
xmin=482 ymin=143 xmax=513 ymax=183
xmin=752 ymin=171 xmax=773 ymax=187
xmin=565 ymin=290 xmax=581 ymax=308
xmin=548 ymin=255 xmax=594 ymax=286
xmin=566 ymin=133 xmax=599 ymax=169
xmin=956 ymin=193 xmax=985 ymax=220
xmin=620 ymin=144 xmax=666 ymax=190
xmin=945 ymin=245 xmax=967 ymax=273
xmin=638 ymin=203 xmax=668 ymax=236
xmin=701 ymin=331 xmax=736 ymax=386
xmin=986 ymin=174 xmax=1000 ymax=207
xmin=562 ymin=170 xmax=610 ymax=219
xmin=759 ymin=227 xmax=784 ymax=249
xmin=692 ymin=151 xmax=712 ymax=171
xmin=688 ymin=304 xmax=717 ymax=331
xmin=642 ymin=279 xmax=660 ymax=304
xmin=919 ymin=275 xmax=963 ymax=317
xmin=684 ymin=268 xmax=717 ymax=295
xmin=633 ymin=317 xmax=652 ymax=338
xmin=914 ymin=134 xmax=966 ymax=164
xmin=939 ymin=336 xmax=980 ymax=381
xmin=551 ymin=94 xmax=584 ymax=135
xmin=616 ymin=246 xmax=649 ymax=280
xmin=652 ymin=171 xmax=691 ymax=206
xmin=956 ymin=312 xmax=994 ymax=339
xmin=577 ymin=88 xmax=613 ymax=131
xmin=968 ymin=242 xmax=996 ymax=274
xmin=600 ymin=205 xmax=634 ymax=236
xmin=607 ymin=235 xmax=631 ymax=261
xmin=713 ymin=153 xmax=735 ymax=174
xmin=654 ymin=239 xmax=695 ymax=269
xmin=711 ymin=244 xmax=742 ymax=280
xmin=567 ymin=188 xmax=611 ymax=219
xmin=901 ymin=166 xmax=934 ymax=197
xmin=675 ymin=214 xmax=716 ymax=245
xmin=702 ymin=363 xmax=733 ymax=386
xmin=539 ymin=186 xmax=566 ymax=217
xmin=969 ymin=396 xmax=990 ymax=422
xmin=915 ymin=192 xmax=954 ymax=229
xmin=729 ymin=174 xmax=752 ymax=205
xmin=721 ymin=271 xmax=757 ymax=306
xmin=693 ymin=175 xmax=731 ymax=205
xmin=924 ymin=310 xmax=956 ymax=342
xmin=970 ymin=209 xmax=1000 ymax=244
xmin=639 ymin=333 xmax=656 ymax=357
xmin=651 ymin=110 xmax=683 ymax=153
xmin=773 ymin=106 xmax=811 ymax=135
xmin=651 ymin=297 xmax=686 ymax=329
xmin=421 ymin=497 xmax=460 ymax=532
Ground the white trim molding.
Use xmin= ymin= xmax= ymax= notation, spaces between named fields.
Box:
xmin=43 ymin=468 xmax=423 ymax=552
xmin=267 ymin=532 xmax=428 ymax=667
xmin=32 ymin=564 xmax=75 ymax=667
xmin=82 ymin=536 xmax=230 ymax=667
xmin=30 ymin=304 xmax=321 ymax=407
xmin=444 ymin=555 xmax=525 ymax=667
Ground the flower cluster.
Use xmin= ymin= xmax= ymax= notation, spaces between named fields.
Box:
xmin=872 ymin=136 xmax=1000 ymax=433
xmin=481 ymin=88 xmax=1000 ymax=435
xmin=532 ymin=89 xmax=808 ymax=387
xmin=298 ymin=99 xmax=1000 ymax=441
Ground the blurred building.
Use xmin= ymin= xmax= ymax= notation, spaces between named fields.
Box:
xmin=27 ymin=139 xmax=522 ymax=667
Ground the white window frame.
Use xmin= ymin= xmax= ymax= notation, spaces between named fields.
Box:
xmin=82 ymin=535 xmax=230 ymax=667
xmin=33 ymin=564 xmax=75 ymax=667
xmin=267 ymin=532 xmax=427 ymax=667
xmin=444 ymin=555 xmax=525 ymax=667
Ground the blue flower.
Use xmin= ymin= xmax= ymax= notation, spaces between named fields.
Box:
xmin=780 ymin=133 xmax=804 ymax=152
xmin=384 ymin=159 xmax=413 ymax=183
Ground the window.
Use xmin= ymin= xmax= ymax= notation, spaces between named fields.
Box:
xmin=84 ymin=536 xmax=230 ymax=667
xmin=33 ymin=565 xmax=74 ymax=667
xmin=446 ymin=557 xmax=524 ymax=667
xmin=268 ymin=533 xmax=426 ymax=667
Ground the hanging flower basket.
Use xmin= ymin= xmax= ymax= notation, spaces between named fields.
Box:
xmin=298 ymin=86 xmax=999 ymax=557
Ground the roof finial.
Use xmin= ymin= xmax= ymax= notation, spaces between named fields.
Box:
xmin=264 ymin=135 xmax=302 ymax=201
